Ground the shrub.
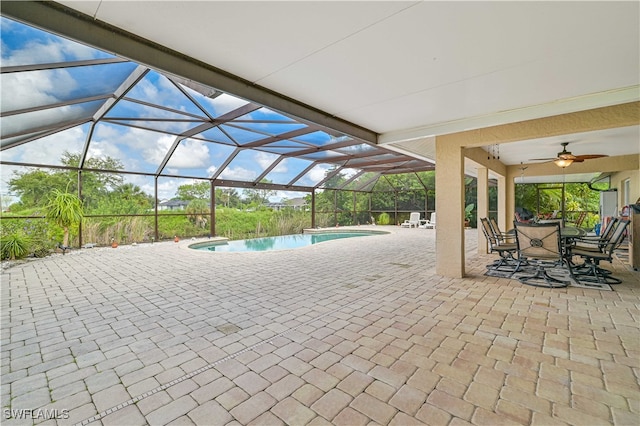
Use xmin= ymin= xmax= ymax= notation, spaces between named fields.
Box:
xmin=1 ymin=232 xmax=32 ymax=260
xmin=377 ymin=212 xmax=390 ymax=225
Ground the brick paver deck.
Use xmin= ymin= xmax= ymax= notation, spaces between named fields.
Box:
xmin=2 ymin=227 xmax=639 ymax=425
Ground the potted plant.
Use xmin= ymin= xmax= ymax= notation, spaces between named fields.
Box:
xmin=44 ymin=188 xmax=84 ymax=249
xmin=464 ymin=203 xmax=475 ymax=227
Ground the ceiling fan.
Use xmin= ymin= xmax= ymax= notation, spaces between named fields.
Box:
xmin=530 ymin=142 xmax=608 ymax=168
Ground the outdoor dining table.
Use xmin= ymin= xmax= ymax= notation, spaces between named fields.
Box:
xmin=559 ymin=226 xmax=587 ymax=276
xmin=560 ymin=226 xmax=587 ymax=256
xmin=560 ymin=226 xmax=587 ymax=239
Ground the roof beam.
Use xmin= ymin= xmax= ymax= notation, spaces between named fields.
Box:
xmin=210 ymin=148 xmax=241 ymax=180
xmin=211 ymin=178 xmax=313 ymax=193
xmin=254 ymin=156 xmax=285 ymax=183
xmin=240 ymin=126 xmax=319 ymax=149
xmin=1 ymin=117 xmax=91 ymax=141
xmin=0 ymin=94 xmax=112 ymax=117
xmin=0 ymin=57 xmax=129 ymax=73
xmin=344 ymin=156 xmax=414 ymax=169
xmin=0 ymin=121 xmax=84 ymax=151
xmin=282 ymin=138 xmax=360 ymax=157
xmin=336 ymin=170 xmax=365 ymax=190
xmin=155 ymin=122 xmax=216 ymax=175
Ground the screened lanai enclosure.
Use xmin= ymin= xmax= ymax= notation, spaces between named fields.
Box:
xmin=1 ymin=17 xmax=449 ymax=248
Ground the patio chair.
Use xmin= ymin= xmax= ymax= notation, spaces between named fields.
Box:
xmin=513 ymin=221 xmax=569 ymax=288
xmin=571 ymin=219 xmax=629 ymax=284
xmin=489 ymin=218 xmax=515 ymax=244
xmin=420 ymin=212 xmax=436 ymax=229
xmin=401 ymin=212 xmax=421 ymax=228
xmin=572 ymin=217 xmax=618 ymax=251
xmin=480 ymin=218 xmax=519 ymax=275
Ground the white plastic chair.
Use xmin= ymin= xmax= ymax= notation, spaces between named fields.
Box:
xmin=420 ymin=212 xmax=436 ymax=229
xmin=401 ymin=212 xmax=421 ymax=228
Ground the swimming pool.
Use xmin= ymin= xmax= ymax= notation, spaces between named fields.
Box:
xmin=190 ymin=230 xmax=385 ymax=252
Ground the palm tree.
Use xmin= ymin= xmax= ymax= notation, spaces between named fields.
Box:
xmin=45 ymin=189 xmax=84 ymax=247
xmin=186 ymin=199 xmax=210 ymax=229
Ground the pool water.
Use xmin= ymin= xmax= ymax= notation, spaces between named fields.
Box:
xmin=192 ymin=231 xmax=378 ymax=252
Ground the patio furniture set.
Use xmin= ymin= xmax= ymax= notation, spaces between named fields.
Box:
xmin=480 ymin=216 xmax=630 ymax=288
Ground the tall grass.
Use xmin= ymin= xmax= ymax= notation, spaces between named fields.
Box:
xmin=267 ymin=210 xmax=310 ymax=236
xmin=1 ymin=208 xmax=314 ymax=250
xmin=83 ymin=216 xmax=154 ymax=245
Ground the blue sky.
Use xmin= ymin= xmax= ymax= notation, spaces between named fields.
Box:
xmin=0 ymin=17 xmax=343 ymax=202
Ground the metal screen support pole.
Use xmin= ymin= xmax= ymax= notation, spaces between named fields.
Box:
xmin=78 ymin=170 xmax=83 ymax=248
xmin=394 ymin=190 xmax=398 ymax=225
xmin=353 ymin=191 xmax=356 ymax=225
xmin=210 ymin=183 xmax=216 ymax=237
xmin=333 ymin=189 xmax=338 ymax=226
xmin=311 ymin=190 xmax=316 ymax=228
xmin=154 ymin=177 xmax=159 ymax=241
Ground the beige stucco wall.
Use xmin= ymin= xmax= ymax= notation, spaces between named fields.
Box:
xmin=611 ymin=159 xmax=640 ymax=207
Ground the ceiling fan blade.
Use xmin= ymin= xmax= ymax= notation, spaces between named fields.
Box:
xmin=574 ymin=154 xmax=608 ymax=160
xmin=528 ymin=157 xmax=557 ymax=161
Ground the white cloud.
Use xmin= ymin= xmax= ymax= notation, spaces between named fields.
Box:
xmin=255 ymin=151 xmax=279 ymax=170
xmin=219 ymin=166 xmax=257 ymax=181
xmin=1 ymin=69 xmax=77 ymax=112
xmin=86 ymin=140 xmax=125 ymax=164
xmin=3 ymin=39 xmax=78 ymax=67
xmin=341 ymin=168 xmax=359 ymax=179
xmin=197 ymin=93 xmax=248 ymax=117
xmin=269 ymin=157 xmax=291 ymax=174
xmin=165 ymin=138 xmax=211 ymax=169
xmin=1 ymin=125 xmax=85 ymax=165
xmin=156 ymin=178 xmax=181 ymax=200
xmin=0 ymin=164 xmax=23 ymax=199
xmin=308 ymin=165 xmax=330 ymax=183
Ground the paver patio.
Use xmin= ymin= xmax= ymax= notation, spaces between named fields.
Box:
xmin=2 ymin=227 xmax=639 ymax=425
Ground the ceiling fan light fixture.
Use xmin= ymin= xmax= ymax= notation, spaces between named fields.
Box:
xmin=554 ymin=158 xmax=573 ymax=168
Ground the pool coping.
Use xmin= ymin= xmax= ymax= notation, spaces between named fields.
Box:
xmin=184 ymin=226 xmax=391 ymax=252
xmin=302 ymin=227 xmax=390 ymax=235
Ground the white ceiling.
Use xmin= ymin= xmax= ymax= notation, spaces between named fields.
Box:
xmin=51 ymin=1 xmax=640 ymax=174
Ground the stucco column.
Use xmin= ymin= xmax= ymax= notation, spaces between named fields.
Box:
xmin=477 ymin=167 xmax=489 ymax=254
xmin=497 ymin=175 xmax=508 ymax=232
xmin=435 ymin=136 xmax=465 ymax=278
xmin=506 ymin=174 xmax=516 ymax=231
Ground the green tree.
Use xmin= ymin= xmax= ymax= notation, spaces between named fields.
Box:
xmin=8 ymin=152 xmax=126 ymax=212
xmin=177 ymin=181 xmax=210 ymax=200
xmin=186 ymin=199 xmax=210 ymax=228
xmin=216 ymin=188 xmax=241 ymax=208
xmin=8 ymin=169 xmax=68 ymax=208
xmin=244 ymin=179 xmax=276 ymax=206
xmin=93 ymin=183 xmax=153 ymax=215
